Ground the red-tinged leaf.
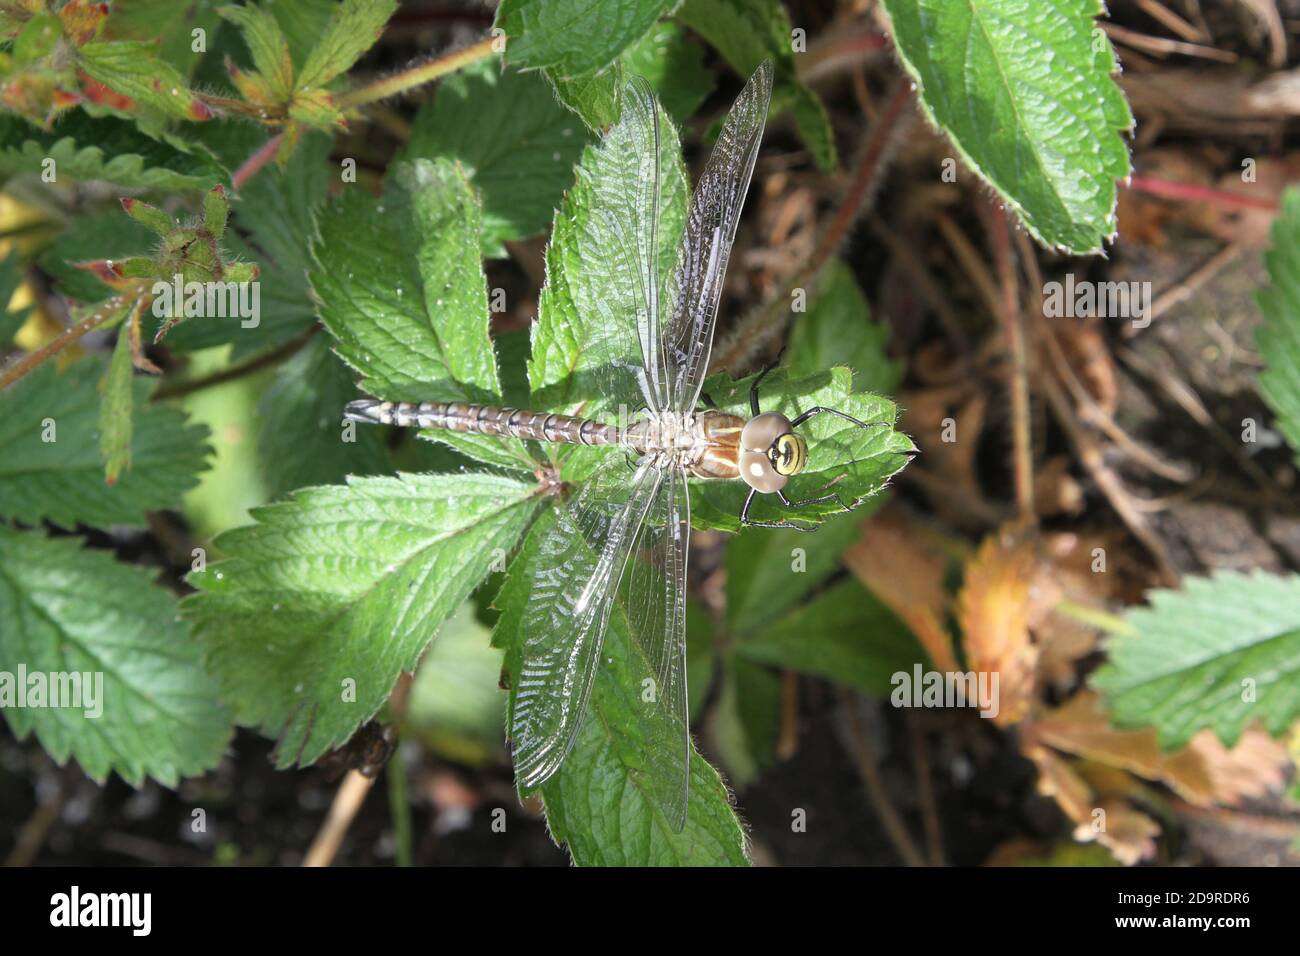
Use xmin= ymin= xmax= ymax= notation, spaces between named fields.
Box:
xmin=78 ymin=69 xmax=135 ymax=112
xmin=58 ymin=0 xmax=109 ymax=45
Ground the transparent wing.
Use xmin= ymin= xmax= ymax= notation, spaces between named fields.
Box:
xmin=624 ymin=465 xmax=690 ymax=831
xmin=664 ymin=60 xmax=773 ymax=411
xmin=580 ymin=75 xmax=670 ymax=414
xmin=511 ymin=455 xmax=662 ymax=790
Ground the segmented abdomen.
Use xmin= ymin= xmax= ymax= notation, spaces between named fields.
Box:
xmin=344 ymin=399 xmax=617 ymax=446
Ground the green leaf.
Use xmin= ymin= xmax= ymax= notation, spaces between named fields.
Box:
xmin=1256 ymin=187 xmax=1300 ymax=465
xmin=218 ymin=3 xmax=294 ymax=101
xmin=98 ymin=324 xmax=135 ymax=485
xmin=549 ymin=20 xmax=715 ymax=130
xmin=403 ymin=601 xmax=506 ymax=766
xmin=0 ymin=248 xmax=33 ymax=349
xmin=78 ymin=40 xmax=214 ymax=122
xmin=736 ymin=579 xmax=925 ymax=695
xmin=312 ymin=158 xmax=529 ymax=470
xmin=528 ymin=90 xmax=687 ymax=419
xmin=256 ymin=334 xmax=389 ymax=499
xmin=265 ymin=0 xmax=339 ymax=71
xmin=183 ymin=472 xmax=542 ymax=767
xmin=0 ymin=113 xmax=225 ymax=190
xmin=879 ymin=0 xmax=1132 ymax=254
xmin=400 ymin=61 xmax=592 ymax=258
xmin=296 ymin=0 xmax=396 ymax=90
xmin=0 ymin=527 xmax=232 ymax=786
xmin=496 ymin=0 xmax=677 ymax=76
xmin=549 ymin=68 xmax=624 ymax=131
xmin=712 ymin=655 xmax=780 ymax=787
xmin=677 ymin=0 xmax=837 ymax=170
xmin=103 ymin=0 xmax=224 ymax=78
xmin=622 ymin=21 xmax=713 ymax=124
xmin=726 ymin=510 xmax=866 ymax=634
xmin=692 ymin=367 xmax=913 ymax=531
xmin=493 ymin=512 xmax=749 ymax=865
xmin=787 ymin=260 xmax=902 ymax=394
xmin=1091 ymin=571 xmax=1300 ymax=749
xmin=0 ymin=357 xmax=211 ymax=529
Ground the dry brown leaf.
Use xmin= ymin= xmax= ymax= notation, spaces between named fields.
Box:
xmin=844 ymin=509 xmax=959 ymax=673
xmin=957 ymin=527 xmax=1039 ymax=725
xmin=1052 ymin=318 xmax=1119 ymax=414
xmin=1029 ymin=691 xmax=1288 ymax=808
xmin=1024 ymin=742 xmax=1160 ymax=866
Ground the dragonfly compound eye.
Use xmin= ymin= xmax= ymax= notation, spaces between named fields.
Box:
xmin=771 ymin=432 xmax=808 ymax=477
xmin=739 ymin=449 xmax=787 ymax=492
xmin=741 ymin=411 xmax=794 ymax=451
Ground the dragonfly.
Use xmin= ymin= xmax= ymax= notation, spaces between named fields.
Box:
xmin=345 ymin=61 xmax=887 ymax=830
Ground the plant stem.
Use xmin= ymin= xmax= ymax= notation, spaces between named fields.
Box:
xmin=338 ymin=36 xmax=497 ymax=110
xmin=1128 ymin=175 xmax=1279 ymax=213
xmin=987 ymin=200 xmax=1035 ymax=521
xmin=151 ymin=326 xmax=318 ymax=401
xmin=1054 ymin=599 xmax=1134 ymax=636
xmin=232 ymin=133 xmax=285 ymax=190
xmin=839 ymin=689 xmax=927 ymax=867
xmin=0 ymin=295 xmax=129 ymax=392
xmin=711 ymin=82 xmax=914 ymax=375
xmin=386 ymin=752 xmax=413 ymax=867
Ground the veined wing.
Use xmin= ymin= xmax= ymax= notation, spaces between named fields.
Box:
xmin=665 ymin=60 xmax=773 ymax=411
xmin=512 ymin=455 xmax=662 ymax=790
xmin=624 ymin=465 xmax=691 ymax=832
xmin=581 ymin=75 xmax=671 ymax=414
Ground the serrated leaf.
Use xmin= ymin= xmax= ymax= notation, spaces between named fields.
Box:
xmin=312 ymin=158 xmax=530 ymax=470
xmin=256 ymin=334 xmax=388 ymax=498
xmin=787 ymin=260 xmax=901 ymax=394
xmin=0 ymin=112 xmax=225 ymax=190
xmin=399 ymin=61 xmax=592 ymax=258
xmin=528 ymin=92 xmax=687 ymax=419
xmin=735 ymin=579 xmax=924 ymax=694
xmin=0 ymin=527 xmax=232 ymax=786
xmin=183 ymin=472 xmax=541 ymax=767
xmin=677 ymin=0 xmax=837 ymax=170
xmin=1256 ymin=187 xmax=1300 ymax=464
xmin=296 ymin=0 xmax=395 ymax=90
xmin=98 ymin=324 xmax=134 ymax=484
xmin=0 ymin=357 xmax=211 ymax=528
xmin=493 ymin=511 xmax=749 ymax=865
xmin=218 ymin=3 xmax=294 ymax=102
xmin=265 ymin=0 xmax=338 ymax=71
xmin=726 ymin=510 xmax=865 ymax=634
xmin=1091 ymin=571 xmax=1300 ymax=749
xmin=691 ymin=367 xmax=913 ymax=531
xmin=77 ymin=40 xmax=214 ymax=121
xmin=880 ymin=0 xmax=1132 ymax=253
xmin=496 ymin=0 xmax=677 ymax=76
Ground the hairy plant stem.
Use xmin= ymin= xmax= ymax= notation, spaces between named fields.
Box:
xmin=0 ymin=292 xmax=135 ymax=392
xmin=151 ymin=325 xmax=319 ymax=401
xmin=232 ymin=132 xmax=285 ymax=190
xmin=338 ymin=36 xmax=498 ymax=110
xmin=987 ymin=201 xmax=1035 ymax=521
xmin=711 ymin=82 xmax=914 ymax=375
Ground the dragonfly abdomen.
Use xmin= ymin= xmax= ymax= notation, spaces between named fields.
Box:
xmin=344 ymin=399 xmax=619 ymax=446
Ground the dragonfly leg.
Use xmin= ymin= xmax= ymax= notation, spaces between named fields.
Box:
xmin=738 ymin=487 xmax=818 ymax=532
xmin=779 ymin=487 xmax=853 ymax=515
xmin=789 ymin=405 xmax=891 ymax=431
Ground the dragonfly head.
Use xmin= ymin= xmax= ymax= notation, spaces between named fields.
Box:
xmin=739 ymin=412 xmax=808 ymax=493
